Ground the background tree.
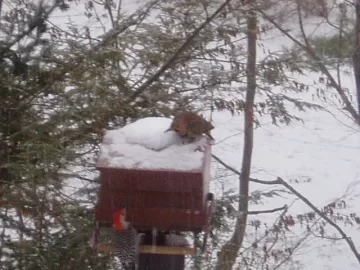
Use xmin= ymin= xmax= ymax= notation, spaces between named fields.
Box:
xmin=258 ymin=0 xmax=360 ymax=123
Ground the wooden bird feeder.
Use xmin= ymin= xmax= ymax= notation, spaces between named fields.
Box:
xmin=92 ymin=118 xmax=215 ymax=269
xmin=95 ymin=146 xmax=212 ymax=229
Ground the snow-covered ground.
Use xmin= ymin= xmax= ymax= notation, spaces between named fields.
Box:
xmin=209 ymin=71 xmax=360 ymax=269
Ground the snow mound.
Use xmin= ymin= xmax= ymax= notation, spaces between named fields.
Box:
xmin=99 ymin=117 xmax=207 ymax=170
xmin=120 ymin=117 xmax=179 ymax=150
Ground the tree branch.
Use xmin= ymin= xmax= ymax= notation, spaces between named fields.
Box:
xmin=212 ymin=154 xmax=360 ymax=264
xmin=129 ymin=0 xmax=237 ymax=101
xmin=2 ymin=1 xmax=58 ymax=52
xmin=25 ymin=1 xmax=156 ymax=102
xmin=231 ymin=205 xmax=287 ymax=217
xmin=93 ymin=0 xmax=158 ymax=50
xmin=211 ymin=154 xmax=280 ymax=185
xmin=257 ymin=8 xmax=360 ymax=123
xmin=276 ymin=176 xmax=360 ymax=264
xmin=247 ymin=205 xmax=287 ymax=215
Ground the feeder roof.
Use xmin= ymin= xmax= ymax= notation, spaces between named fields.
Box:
xmin=98 ymin=117 xmax=207 ymax=171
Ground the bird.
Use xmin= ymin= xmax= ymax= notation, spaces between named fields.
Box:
xmin=165 ymin=111 xmax=214 ymax=141
xmin=113 ymin=209 xmax=138 ymax=270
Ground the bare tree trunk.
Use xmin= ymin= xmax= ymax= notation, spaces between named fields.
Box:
xmin=215 ymin=9 xmax=257 ymax=270
xmin=353 ymin=0 xmax=360 ymax=114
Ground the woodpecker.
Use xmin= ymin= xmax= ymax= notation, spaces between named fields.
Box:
xmin=113 ymin=209 xmax=137 ymax=270
xmin=165 ymin=112 xmax=214 ymax=140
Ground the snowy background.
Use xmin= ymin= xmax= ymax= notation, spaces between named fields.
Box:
xmin=49 ymin=0 xmax=360 ymax=269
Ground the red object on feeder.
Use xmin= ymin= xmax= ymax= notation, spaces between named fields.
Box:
xmin=114 ymin=208 xmax=129 ymax=231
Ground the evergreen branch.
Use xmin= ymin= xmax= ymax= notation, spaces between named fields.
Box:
xmin=1 ymin=1 xmax=58 ymax=53
xmin=129 ymin=0 xmax=236 ymax=101
xmin=93 ymin=0 xmax=159 ymax=50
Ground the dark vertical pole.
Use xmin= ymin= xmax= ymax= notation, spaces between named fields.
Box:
xmin=138 ymin=230 xmax=185 ymax=270
xmin=138 ymin=254 xmax=185 ymax=270
xmin=353 ymin=0 xmax=360 ymax=115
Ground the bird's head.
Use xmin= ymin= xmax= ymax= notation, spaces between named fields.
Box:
xmin=114 ymin=208 xmax=130 ymax=231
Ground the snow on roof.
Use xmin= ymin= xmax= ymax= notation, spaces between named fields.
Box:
xmin=98 ymin=117 xmax=207 ymax=171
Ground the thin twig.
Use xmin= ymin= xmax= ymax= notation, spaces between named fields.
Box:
xmin=247 ymin=205 xmax=287 ymax=215
xmin=272 ymin=231 xmax=309 ymax=270
xmin=211 ymin=154 xmax=279 ymax=185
